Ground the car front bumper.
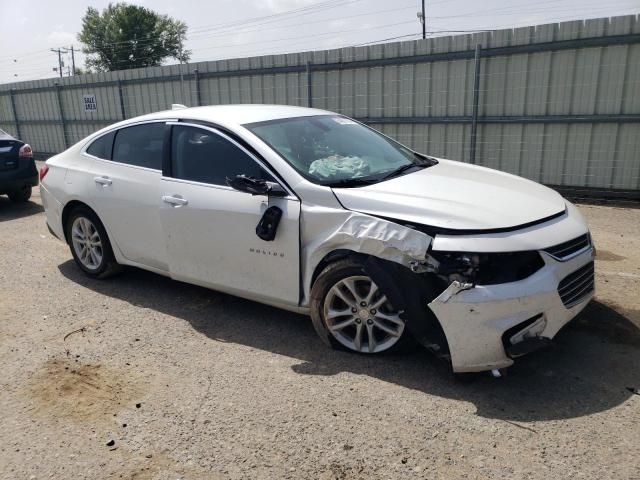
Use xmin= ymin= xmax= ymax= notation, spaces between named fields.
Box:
xmin=428 ymin=246 xmax=595 ymax=373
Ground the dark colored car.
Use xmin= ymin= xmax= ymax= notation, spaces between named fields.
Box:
xmin=0 ymin=128 xmax=38 ymax=202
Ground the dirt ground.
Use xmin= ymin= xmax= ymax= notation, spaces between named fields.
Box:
xmin=0 ymin=185 xmax=638 ymax=480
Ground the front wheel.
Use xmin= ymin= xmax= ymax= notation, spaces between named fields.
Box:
xmin=65 ymin=206 xmax=121 ymax=278
xmin=310 ymin=258 xmax=410 ymax=354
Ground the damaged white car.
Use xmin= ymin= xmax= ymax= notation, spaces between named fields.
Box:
xmin=41 ymin=105 xmax=595 ymax=374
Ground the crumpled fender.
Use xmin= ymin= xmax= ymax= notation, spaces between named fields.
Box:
xmin=363 ymin=256 xmax=448 ymax=352
xmin=301 ymin=205 xmax=432 ymax=304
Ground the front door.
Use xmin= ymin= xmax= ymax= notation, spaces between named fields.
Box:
xmin=159 ymin=124 xmax=300 ymax=305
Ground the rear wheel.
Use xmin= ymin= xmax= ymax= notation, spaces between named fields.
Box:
xmin=8 ymin=185 xmax=32 ymax=202
xmin=310 ymin=258 xmax=411 ymax=354
xmin=65 ymin=206 xmax=121 ymax=278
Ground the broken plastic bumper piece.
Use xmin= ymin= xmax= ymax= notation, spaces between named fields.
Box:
xmin=428 ymin=247 xmax=595 ymax=373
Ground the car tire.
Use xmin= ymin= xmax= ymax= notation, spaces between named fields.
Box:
xmin=65 ymin=206 xmax=121 ymax=279
xmin=310 ymin=257 xmax=414 ymax=354
xmin=8 ymin=185 xmax=32 ymax=202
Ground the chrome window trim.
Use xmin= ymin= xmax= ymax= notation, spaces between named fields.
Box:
xmin=166 ymin=121 xmax=297 ymax=199
xmin=160 ymin=176 xmax=297 ymax=201
xmin=80 ymin=118 xmax=177 ymax=171
xmin=89 ymin=156 xmax=163 ymax=174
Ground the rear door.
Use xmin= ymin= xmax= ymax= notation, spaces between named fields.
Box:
xmin=86 ymin=122 xmax=169 ymax=271
xmin=159 ymin=123 xmax=301 ymax=305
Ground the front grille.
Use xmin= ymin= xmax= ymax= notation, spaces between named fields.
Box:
xmin=558 ymin=261 xmax=594 ymax=308
xmin=544 ymin=234 xmax=590 ymax=260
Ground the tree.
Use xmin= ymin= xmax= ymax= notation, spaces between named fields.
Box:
xmin=78 ymin=3 xmax=191 ymax=72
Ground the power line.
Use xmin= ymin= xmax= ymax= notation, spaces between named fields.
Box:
xmin=78 ymin=0 xmax=364 ymax=52
xmin=90 ymin=19 xmax=419 ymax=68
xmin=186 ymin=3 xmax=416 ymax=41
xmin=0 ymin=0 xmax=363 ymax=66
xmin=78 ymin=1 xmax=415 ymax=57
xmin=2 ymin=1 xmax=638 ymax=82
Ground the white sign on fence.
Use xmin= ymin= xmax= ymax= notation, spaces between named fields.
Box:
xmin=83 ymin=94 xmax=97 ymax=112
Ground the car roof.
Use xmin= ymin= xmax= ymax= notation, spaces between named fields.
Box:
xmin=127 ymin=104 xmax=334 ymax=127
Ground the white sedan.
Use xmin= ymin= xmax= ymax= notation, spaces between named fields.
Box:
xmin=40 ymin=105 xmax=594 ymax=374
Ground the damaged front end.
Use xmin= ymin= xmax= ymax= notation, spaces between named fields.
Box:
xmin=426 ymin=245 xmax=594 ymax=373
xmin=376 ymin=249 xmax=550 ymax=367
xmin=420 ymin=250 xmax=545 ymax=286
xmin=302 ymin=204 xmax=594 ymax=374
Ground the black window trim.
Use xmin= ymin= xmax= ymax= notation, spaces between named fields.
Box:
xmin=164 ymin=121 xmax=297 ymax=199
xmin=81 ymin=119 xmax=173 ymax=172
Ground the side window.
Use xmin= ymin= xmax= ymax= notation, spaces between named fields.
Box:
xmin=171 ymin=125 xmax=274 ymax=186
xmin=112 ymin=123 xmax=165 ymax=170
xmin=86 ymin=131 xmax=115 ymax=160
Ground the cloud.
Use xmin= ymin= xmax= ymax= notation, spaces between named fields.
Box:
xmin=46 ymin=30 xmax=76 ymax=45
xmin=262 ymin=0 xmax=320 ymax=13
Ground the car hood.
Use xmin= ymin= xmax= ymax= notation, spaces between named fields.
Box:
xmin=331 ymin=159 xmax=566 ymax=232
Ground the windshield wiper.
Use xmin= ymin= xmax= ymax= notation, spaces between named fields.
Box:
xmin=379 ymin=163 xmax=424 ymax=181
xmin=325 ymin=177 xmax=378 ymax=188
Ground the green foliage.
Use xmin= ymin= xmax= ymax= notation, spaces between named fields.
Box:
xmin=78 ymin=2 xmax=191 ymax=72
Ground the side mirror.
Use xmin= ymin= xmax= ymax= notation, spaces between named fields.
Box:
xmin=265 ymin=181 xmax=288 ymax=197
xmin=226 ymin=175 xmax=288 ymax=197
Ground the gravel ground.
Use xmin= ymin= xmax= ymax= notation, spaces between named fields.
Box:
xmin=1 ymin=185 xmax=639 ymax=480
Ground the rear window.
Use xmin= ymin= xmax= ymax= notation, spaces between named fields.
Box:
xmin=112 ymin=123 xmax=165 ymax=170
xmin=86 ymin=131 xmax=115 ymax=160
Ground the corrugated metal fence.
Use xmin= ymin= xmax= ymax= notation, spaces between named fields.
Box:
xmin=1 ymin=15 xmax=639 ymax=197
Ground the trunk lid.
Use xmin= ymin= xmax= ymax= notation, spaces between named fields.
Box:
xmin=0 ymin=134 xmax=21 ymax=171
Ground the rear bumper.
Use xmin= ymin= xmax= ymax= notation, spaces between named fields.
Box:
xmin=429 ymin=247 xmax=595 ymax=373
xmin=40 ymin=184 xmax=65 ymax=241
xmin=0 ymin=158 xmax=38 ymax=192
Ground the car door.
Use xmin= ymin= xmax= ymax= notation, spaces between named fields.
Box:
xmin=87 ymin=122 xmax=169 ymax=271
xmin=159 ymin=123 xmax=301 ymax=306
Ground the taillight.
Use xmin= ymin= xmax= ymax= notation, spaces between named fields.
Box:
xmin=19 ymin=144 xmax=33 ymax=158
xmin=40 ymin=164 xmax=49 ymax=181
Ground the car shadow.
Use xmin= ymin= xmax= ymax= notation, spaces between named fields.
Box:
xmin=0 ymin=196 xmax=44 ymax=222
xmin=58 ymin=260 xmax=640 ymax=423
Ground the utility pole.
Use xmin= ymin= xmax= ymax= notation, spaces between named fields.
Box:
xmin=421 ymin=0 xmax=426 ymax=39
xmin=70 ymin=46 xmax=76 ymax=75
xmin=417 ymin=0 xmax=426 ymax=39
xmin=51 ymin=48 xmax=65 ymax=78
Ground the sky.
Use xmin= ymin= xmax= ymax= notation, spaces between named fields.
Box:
xmin=0 ymin=0 xmax=638 ymax=84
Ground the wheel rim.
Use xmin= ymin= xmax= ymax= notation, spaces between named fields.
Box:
xmin=323 ymin=275 xmax=405 ymax=353
xmin=71 ymin=217 xmax=103 ymax=270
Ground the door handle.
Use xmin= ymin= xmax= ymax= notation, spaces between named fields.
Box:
xmin=94 ymin=176 xmax=112 ymax=186
xmin=162 ymin=195 xmax=188 ymax=207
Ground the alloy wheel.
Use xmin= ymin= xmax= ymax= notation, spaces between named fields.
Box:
xmin=323 ymin=275 xmax=405 ymax=353
xmin=71 ymin=216 xmax=103 ymax=270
